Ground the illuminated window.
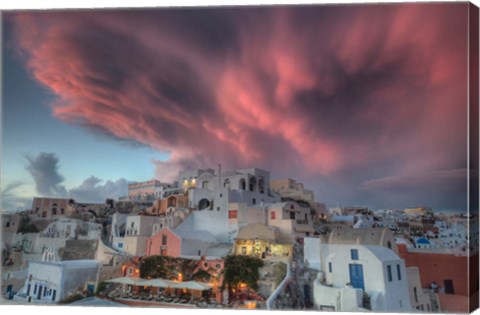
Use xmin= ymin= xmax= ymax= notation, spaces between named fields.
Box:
xmin=229 ymin=210 xmax=238 ymax=219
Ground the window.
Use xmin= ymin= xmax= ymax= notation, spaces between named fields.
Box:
xmin=252 ymin=198 xmax=256 ymax=205
xmin=217 ymin=207 xmax=220 ymax=211
xmin=258 ymin=178 xmax=265 ymax=194
xmin=34 ymin=284 xmax=37 ymax=294
xmin=249 ymin=177 xmax=257 ymax=192
xmin=387 ymin=241 xmax=392 ymax=249
xmin=239 ymin=179 xmax=246 ymax=190
xmin=289 ymin=212 xmax=295 ymax=220
xmin=162 ymin=234 xmax=168 ymax=245
xmin=397 ymin=264 xmax=401 ymax=280
xmin=220 ymin=193 xmax=223 ymax=198
xmin=60 ymin=208 xmax=65 ymax=215
xmin=228 ymin=210 xmax=238 ymax=219
xmin=387 ymin=265 xmax=392 ymax=282
xmin=328 ymin=262 xmax=332 ymax=273
xmin=271 ymin=211 xmax=276 ymax=220
xmin=5 ymin=222 xmax=10 ymax=228
xmin=118 ymin=243 xmax=123 ymax=248
xmin=241 ymin=246 xmax=247 ymax=255
xmin=351 ymin=249 xmax=359 ymax=260
xmin=198 ymin=250 xmax=202 ymax=255
xmin=215 ymin=263 xmax=221 ymax=269
xmin=414 ymin=287 xmax=418 ymax=303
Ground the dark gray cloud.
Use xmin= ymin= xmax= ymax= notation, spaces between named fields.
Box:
xmin=22 ymin=152 xmax=128 ymax=204
xmin=359 ymin=169 xmax=468 ymax=210
xmin=25 ymin=152 xmax=68 ymax=197
xmin=1 ymin=181 xmax=31 ymax=212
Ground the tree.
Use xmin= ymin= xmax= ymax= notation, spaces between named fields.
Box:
xmin=139 ymin=255 xmax=215 ymax=282
xmin=222 ymin=255 xmax=264 ymax=291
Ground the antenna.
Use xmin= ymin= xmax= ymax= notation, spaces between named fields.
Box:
xmin=218 ymin=163 xmax=222 ymax=185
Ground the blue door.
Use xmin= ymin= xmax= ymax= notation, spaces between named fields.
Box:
xmin=349 ymin=264 xmax=364 ymax=290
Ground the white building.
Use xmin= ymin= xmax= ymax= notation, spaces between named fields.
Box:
xmin=18 ymin=259 xmax=99 ymax=303
xmin=406 ymin=267 xmax=433 ymax=312
xmin=176 ymin=167 xmax=281 ymax=242
xmin=109 ymin=212 xmax=127 ymax=251
xmin=304 ymin=239 xmax=411 ymax=312
xmin=122 ymin=215 xmax=163 ymax=256
xmin=181 ymin=168 xmax=278 ymax=210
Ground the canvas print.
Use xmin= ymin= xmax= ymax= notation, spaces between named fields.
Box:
xmin=1 ymin=1 xmax=479 ymax=313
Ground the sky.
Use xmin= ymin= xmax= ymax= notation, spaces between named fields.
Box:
xmin=1 ymin=2 xmax=472 ymax=211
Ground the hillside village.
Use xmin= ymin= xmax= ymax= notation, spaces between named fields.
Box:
xmin=1 ymin=166 xmax=478 ymax=312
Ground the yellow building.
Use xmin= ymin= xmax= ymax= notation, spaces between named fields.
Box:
xmin=233 ymin=223 xmax=292 ymax=258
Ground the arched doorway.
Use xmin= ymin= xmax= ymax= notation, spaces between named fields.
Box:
xmin=167 ymin=196 xmax=177 ymax=207
xmin=198 ymin=198 xmax=211 ymax=210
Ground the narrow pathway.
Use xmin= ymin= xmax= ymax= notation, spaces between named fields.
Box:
xmin=270 ymin=240 xmax=317 ymax=310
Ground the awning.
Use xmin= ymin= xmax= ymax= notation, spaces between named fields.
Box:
xmin=171 ymin=280 xmax=212 ymax=291
xmin=138 ymin=278 xmax=176 ymax=288
xmin=105 ymin=276 xmax=145 ymax=285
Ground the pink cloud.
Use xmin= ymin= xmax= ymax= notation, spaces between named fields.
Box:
xmin=7 ymin=3 xmax=469 ymax=208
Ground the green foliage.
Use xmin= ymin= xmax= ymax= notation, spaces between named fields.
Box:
xmin=191 ymin=269 xmax=212 ymax=282
xmin=273 ymin=263 xmax=287 ymax=287
xmin=140 ymin=255 xmax=180 ymax=279
xmin=140 ymin=255 xmax=215 ymax=282
xmin=222 ymin=255 xmax=264 ymax=290
xmin=17 ymin=216 xmax=39 ymax=234
xmin=95 ymin=281 xmax=107 ymax=295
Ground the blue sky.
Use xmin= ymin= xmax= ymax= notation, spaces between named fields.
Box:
xmin=2 ymin=33 xmax=170 ymax=208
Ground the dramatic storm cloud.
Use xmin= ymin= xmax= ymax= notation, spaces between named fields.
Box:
xmin=6 ymin=3 xmax=469 ymax=210
xmin=25 ymin=152 xmax=68 ymax=197
xmin=24 ymin=152 xmax=128 ymax=203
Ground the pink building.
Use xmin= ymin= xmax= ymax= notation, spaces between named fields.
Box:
xmin=146 ymin=227 xmax=227 ymax=303
xmin=146 ymin=226 xmax=182 ymax=257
